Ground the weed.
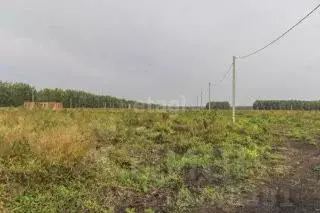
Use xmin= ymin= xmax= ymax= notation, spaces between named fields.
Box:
xmin=0 ymin=109 xmax=319 ymax=212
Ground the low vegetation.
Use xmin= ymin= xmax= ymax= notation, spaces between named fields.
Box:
xmin=0 ymin=109 xmax=320 ymax=212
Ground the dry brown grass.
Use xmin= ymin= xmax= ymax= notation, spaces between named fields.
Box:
xmin=0 ymin=111 xmax=92 ymax=166
xmin=0 ymin=116 xmax=31 ymax=157
xmin=29 ymin=125 xmax=92 ymax=165
xmin=0 ymin=201 xmax=5 ymax=213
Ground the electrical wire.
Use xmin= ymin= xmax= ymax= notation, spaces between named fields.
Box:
xmin=219 ymin=63 xmax=233 ymax=83
xmin=206 ymin=63 xmax=233 ymax=95
xmin=237 ymin=3 xmax=320 ymax=59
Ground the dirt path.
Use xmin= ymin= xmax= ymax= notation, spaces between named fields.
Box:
xmin=236 ymin=140 xmax=320 ymax=213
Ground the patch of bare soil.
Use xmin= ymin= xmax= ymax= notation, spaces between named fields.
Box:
xmin=112 ymin=140 xmax=320 ymax=213
xmin=236 ymin=140 xmax=320 ymax=213
xmin=113 ymin=188 xmax=173 ymax=213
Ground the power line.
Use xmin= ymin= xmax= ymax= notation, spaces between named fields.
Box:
xmin=199 ymin=63 xmax=232 ymax=107
xmin=219 ymin=63 xmax=233 ymax=83
xmin=209 ymin=63 xmax=233 ymax=88
xmin=203 ymin=63 xmax=232 ymax=102
xmin=237 ymin=3 xmax=320 ymax=59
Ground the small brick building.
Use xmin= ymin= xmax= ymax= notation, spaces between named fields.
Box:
xmin=24 ymin=101 xmax=63 ymax=110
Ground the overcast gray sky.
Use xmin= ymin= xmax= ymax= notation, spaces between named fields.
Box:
xmin=1 ymin=0 xmax=320 ymax=105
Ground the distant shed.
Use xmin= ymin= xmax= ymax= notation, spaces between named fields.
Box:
xmin=24 ymin=101 xmax=63 ymax=110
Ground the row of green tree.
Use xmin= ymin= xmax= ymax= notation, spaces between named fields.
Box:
xmin=0 ymin=82 xmax=33 ymax=107
xmin=0 ymin=81 xmax=158 ymax=108
xmin=253 ymin=100 xmax=320 ymax=110
xmin=205 ymin=101 xmax=231 ymax=109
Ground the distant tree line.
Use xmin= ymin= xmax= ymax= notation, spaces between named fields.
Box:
xmin=253 ymin=100 xmax=320 ymax=110
xmin=0 ymin=82 xmax=34 ymax=107
xmin=236 ymin=106 xmax=253 ymax=110
xmin=0 ymin=81 xmax=158 ymax=109
xmin=205 ymin=101 xmax=231 ymax=110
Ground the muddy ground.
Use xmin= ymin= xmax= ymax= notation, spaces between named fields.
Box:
xmin=235 ymin=140 xmax=320 ymax=213
xmin=115 ymin=140 xmax=320 ymax=213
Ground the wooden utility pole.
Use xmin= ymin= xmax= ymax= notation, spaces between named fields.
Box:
xmin=201 ymin=89 xmax=203 ymax=109
xmin=208 ymin=82 xmax=211 ymax=110
xmin=232 ymin=56 xmax=236 ymax=123
xmin=197 ymin=96 xmax=199 ymax=109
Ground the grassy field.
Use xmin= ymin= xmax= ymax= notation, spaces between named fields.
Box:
xmin=0 ymin=109 xmax=320 ymax=212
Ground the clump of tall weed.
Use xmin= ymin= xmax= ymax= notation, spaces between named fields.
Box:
xmin=29 ymin=125 xmax=91 ymax=166
xmin=0 ymin=117 xmax=32 ymax=160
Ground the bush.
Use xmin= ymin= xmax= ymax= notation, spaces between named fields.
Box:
xmin=205 ymin=101 xmax=231 ymax=110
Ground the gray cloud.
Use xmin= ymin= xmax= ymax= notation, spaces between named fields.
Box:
xmin=0 ymin=0 xmax=319 ymax=105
